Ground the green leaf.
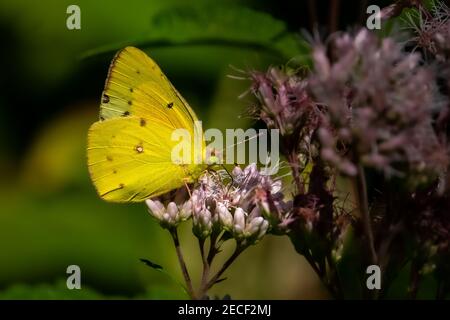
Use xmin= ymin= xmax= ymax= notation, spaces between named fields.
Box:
xmin=335 ymin=227 xmax=365 ymax=299
xmin=0 ymin=280 xmax=189 ymax=300
xmin=82 ymin=3 xmax=307 ymax=61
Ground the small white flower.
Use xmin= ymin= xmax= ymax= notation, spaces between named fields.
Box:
xmin=233 ymin=208 xmax=246 ymax=231
xmin=217 ymin=203 xmax=233 ymax=229
xmin=232 ymin=165 xmax=243 ymax=177
xmin=146 ymin=200 xmax=165 ymax=220
xmin=179 ymin=200 xmax=193 ymax=221
xmin=257 ymin=220 xmax=269 ymax=240
xmin=245 ymin=216 xmax=264 ymax=236
xmin=167 ymin=202 xmax=179 ymax=221
xmin=193 ymin=208 xmax=213 ymax=239
xmin=145 ymin=199 xmax=192 ymax=228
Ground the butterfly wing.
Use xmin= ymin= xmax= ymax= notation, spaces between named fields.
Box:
xmin=99 ymin=46 xmax=198 ymax=130
xmin=88 ymin=47 xmax=205 ymax=202
xmin=88 ymin=116 xmax=194 ymax=202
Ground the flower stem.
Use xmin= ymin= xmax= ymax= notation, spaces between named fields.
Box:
xmin=198 ymin=238 xmax=210 ymax=299
xmin=203 ymin=244 xmax=245 ymax=294
xmin=355 ymin=165 xmax=377 ymax=266
xmin=207 ymin=233 xmax=219 ymax=265
xmin=170 ymin=228 xmax=196 ymax=300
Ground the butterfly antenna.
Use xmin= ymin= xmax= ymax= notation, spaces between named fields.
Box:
xmin=218 ymin=131 xmax=263 ymax=159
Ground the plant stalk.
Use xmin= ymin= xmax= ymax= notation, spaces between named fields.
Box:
xmin=202 ymin=245 xmax=245 ymax=294
xmin=355 ymin=165 xmax=378 ymax=266
xmin=170 ymin=228 xmax=196 ymax=300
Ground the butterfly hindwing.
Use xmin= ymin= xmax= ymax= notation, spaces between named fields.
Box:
xmin=87 ymin=116 xmax=190 ymax=202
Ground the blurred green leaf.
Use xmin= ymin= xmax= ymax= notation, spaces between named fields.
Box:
xmin=0 ymin=281 xmax=109 ymax=300
xmin=0 ymin=280 xmax=189 ymax=299
xmin=335 ymin=227 xmax=365 ymax=299
xmin=83 ymin=3 xmax=308 ymax=61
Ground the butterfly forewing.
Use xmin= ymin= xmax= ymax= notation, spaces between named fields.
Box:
xmin=99 ymin=46 xmax=198 ymax=131
xmin=88 ymin=47 xmax=206 ymax=202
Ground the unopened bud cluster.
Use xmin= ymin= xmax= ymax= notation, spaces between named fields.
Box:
xmin=145 ymin=199 xmax=192 ymax=229
xmin=145 ymin=164 xmax=292 ymax=245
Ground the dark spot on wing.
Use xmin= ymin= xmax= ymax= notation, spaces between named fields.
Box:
xmin=140 ymin=118 xmax=146 ymax=127
xmin=122 ymin=111 xmax=130 ymax=116
xmin=113 ymin=170 xmax=117 ymax=174
xmin=136 ymin=70 xmax=140 ymax=74
xmin=135 ymin=144 xmax=144 ymax=153
xmin=119 ymin=183 xmax=124 ymax=189
xmin=102 ymin=94 xmax=110 ymax=103
xmin=100 ymin=116 xmax=105 ymax=121
xmin=106 ymin=155 xmax=113 ymax=161
xmin=167 ymin=102 xmax=174 ymax=109
xmin=129 ymin=88 xmax=133 ymax=93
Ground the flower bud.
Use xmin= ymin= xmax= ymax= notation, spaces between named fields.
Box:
xmin=193 ymin=208 xmax=212 ymax=239
xmin=233 ymin=224 xmax=244 ymax=236
xmin=257 ymin=220 xmax=269 ymax=240
xmin=145 ymin=199 xmax=193 ymax=229
xmin=179 ymin=200 xmax=192 ymax=221
xmin=167 ymin=202 xmax=179 ymax=220
xmin=246 ymin=216 xmax=264 ymax=236
xmin=146 ymin=200 xmax=165 ymax=220
xmin=200 ymin=209 xmax=212 ymax=226
xmin=217 ymin=203 xmax=233 ymax=229
xmin=233 ymin=208 xmax=246 ymax=231
xmin=232 ymin=165 xmax=243 ymax=177
xmin=162 ymin=212 xmax=171 ymax=224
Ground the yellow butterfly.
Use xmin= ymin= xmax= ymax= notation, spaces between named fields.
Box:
xmin=87 ymin=47 xmax=206 ymax=202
